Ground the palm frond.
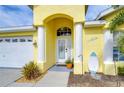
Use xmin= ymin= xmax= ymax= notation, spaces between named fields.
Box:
xmin=109 ymin=10 xmax=124 ymax=32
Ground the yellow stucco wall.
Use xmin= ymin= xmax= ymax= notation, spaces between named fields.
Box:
xmin=83 ymin=25 xmax=124 ymax=75
xmin=83 ymin=27 xmax=104 ymax=73
xmin=104 ymin=63 xmax=116 ymax=75
xmin=44 ymin=19 xmax=56 ymax=71
xmin=83 ymin=26 xmax=124 ymax=76
xmin=33 ymin=5 xmax=85 ymax=26
xmin=104 ymin=62 xmax=124 ymax=75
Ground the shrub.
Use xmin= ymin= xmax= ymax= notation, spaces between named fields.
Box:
xmin=65 ymin=59 xmax=72 ymax=64
xmin=118 ymin=66 xmax=124 ymax=76
xmin=22 ymin=61 xmax=42 ymax=80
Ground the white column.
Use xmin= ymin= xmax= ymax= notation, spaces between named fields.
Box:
xmin=74 ymin=23 xmax=83 ymax=62
xmin=38 ymin=26 xmax=45 ymax=63
xmin=103 ymin=30 xmax=113 ymax=64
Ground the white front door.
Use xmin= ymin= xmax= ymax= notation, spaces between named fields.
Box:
xmin=57 ymin=38 xmax=72 ymax=64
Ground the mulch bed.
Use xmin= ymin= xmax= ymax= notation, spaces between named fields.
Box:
xmin=16 ymin=71 xmax=47 ymax=83
xmin=68 ymin=72 xmax=124 ymax=87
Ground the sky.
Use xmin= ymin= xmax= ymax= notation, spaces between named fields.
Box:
xmin=86 ymin=5 xmax=111 ymax=21
xmin=0 ymin=5 xmax=33 ymax=27
xmin=0 ymin=5 xmax=111 ymax=28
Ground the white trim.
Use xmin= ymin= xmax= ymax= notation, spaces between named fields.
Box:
xmin=0 ymin=26 xmax=36 ymax=32
xmin=84 ymin=20 xmax=106 ymax=28
xmin=96 ymin=6 xmax=124 ymax=20
xmin=74 ymin=23 xmax=83 ymax=62
xmin=103 ymin=30 xmax=114 ymax=64
xmin=104 ymin=62 xmax=114 ymax=64
xmin=37 ymin=26 xmax=45 ymax=63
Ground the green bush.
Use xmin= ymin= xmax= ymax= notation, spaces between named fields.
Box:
xmin=65 ymin=59 xmax=73 ymax=64
xmin=22 ymin=61 xmax=42 ymax=80
xmin=118 ymin=66 xmax=124 ymax=76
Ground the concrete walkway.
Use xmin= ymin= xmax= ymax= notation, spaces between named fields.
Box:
xmin=7 ymin=71 xmax=69 ymax=87
xmin=1 ymin=66 xmax=70 ymax=87
xmin=35 ymin=71 xmax=70 ymax=87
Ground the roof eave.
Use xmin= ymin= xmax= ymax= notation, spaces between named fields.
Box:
xmin=96 ymin=6 xmax=124 ymax=20
xmin=28 ymin=5 xmax=33 ymax=10
xmin=0 ymin=26 xmax=36 ymax=33
xmin=84 ymin=20 xmax=106 ymax=28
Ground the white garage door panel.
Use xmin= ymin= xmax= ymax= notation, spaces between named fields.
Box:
xmin=0 ymin=36 xmax=33 ymax=68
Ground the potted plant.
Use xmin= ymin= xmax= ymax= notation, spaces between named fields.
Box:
xmin=65 ymin=59 xmax=73 ymax=69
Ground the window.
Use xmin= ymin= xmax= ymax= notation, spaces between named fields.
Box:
xmin=113 ymin=32 xmax=124 ymax=61
xmin=12 ymin=39 xmax=18 ymax=42
xmin=113 ymin=47 xmax=119 ymax=61
xmin=20 ymin=39 xmax=25 ymax=42
xmin=0 ymin=39 xmax=3 ymax=42
xmin=28 ymin=39 xmax=32 ymax=42
xmin=5 ymin=39 xmax=11 ymax=42
xmin=57 ymin=27 xmax=71 ymax=36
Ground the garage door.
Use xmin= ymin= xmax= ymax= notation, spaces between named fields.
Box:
xmin=0 ymin=36 xmax=34 ymax=68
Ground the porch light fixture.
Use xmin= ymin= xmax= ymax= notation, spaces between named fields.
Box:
xmin=33 ymin=40 xmax=37 ymax=47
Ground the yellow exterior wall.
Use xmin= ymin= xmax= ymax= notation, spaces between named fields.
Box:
xmin=33 ymin=31 xmax=38 ymax=62
xmin=74 ymin=62 xmax=83 ymax=74
xmin=44 ymin=19 xmax=56 ymax=71
xmin=104 ymin=62 xmax=124 ymax=75
xmin=83 ymin=27 xmax=104 ymax=73
xmin=104 ymin=64 xmax=116 ymax=75
xmin=83 ymin=25 xmax=124 ymax=75
xmin=33 ymin=5 xmax=85 ymax=26
xmin=0 ymin=31 xmax=37 ymax=63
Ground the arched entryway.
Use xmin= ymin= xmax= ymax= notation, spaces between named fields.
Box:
xmin=44 ymin=14 xmax=73 ymax=69
xmin=37 ymin=13 xmax=83 ymax=74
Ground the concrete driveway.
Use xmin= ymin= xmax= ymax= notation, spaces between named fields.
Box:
xmin=0 ymin=68 xmax=21 ymax=87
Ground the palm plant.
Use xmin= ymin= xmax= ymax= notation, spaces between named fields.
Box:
xmin=109 ymin=10 xmax=124 ymax=32
xmin=111 ymin=5 xmax=120 ymax=9
xmin=22 ymin=61 xmax=42 ymax=80
xmin=109 ymin=5 xmax=124 ymax=87
xmin=117 ymin=35 xmax=124 ymax=54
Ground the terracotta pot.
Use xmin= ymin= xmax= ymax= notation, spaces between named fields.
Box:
xmin=66 ymin=63 xmax=73 ymax=69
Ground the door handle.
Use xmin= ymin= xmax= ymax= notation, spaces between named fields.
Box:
xmin=65 ymin=48 xmax=68 ymax=52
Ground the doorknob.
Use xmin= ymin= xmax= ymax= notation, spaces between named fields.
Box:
xmin=65 ymin=48 xmax=68 ymax=52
